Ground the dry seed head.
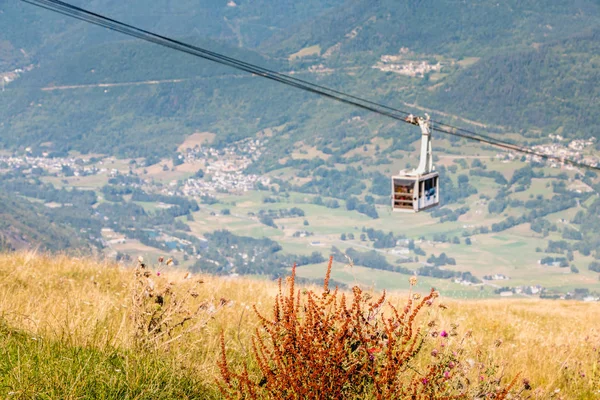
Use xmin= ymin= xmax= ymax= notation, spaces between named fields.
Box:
xmin=409 ymin=276 xmax=418 ymax=286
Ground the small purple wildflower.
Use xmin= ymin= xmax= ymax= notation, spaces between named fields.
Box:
xmin=440 ymin=330 xmax=448 ymax=337
xmin=444 ymin=371 xmax=450 ymax=379
xmin=431 ymin=349 xmax=438 ymax=357
xmin=422 ymin=378 xmax=429 ymax=385
xmin=157 ymin=272 xmax=161 ymax=276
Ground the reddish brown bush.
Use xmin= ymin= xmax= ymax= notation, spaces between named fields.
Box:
xmin=218 ymin=257 xmax=520 ymax=399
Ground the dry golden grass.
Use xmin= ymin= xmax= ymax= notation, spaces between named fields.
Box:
xmin=0 ymin=251 xmax=599 ymax=398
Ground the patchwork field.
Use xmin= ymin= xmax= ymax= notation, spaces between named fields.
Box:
xmin=27 ymin=138 xmax=599 ymax=299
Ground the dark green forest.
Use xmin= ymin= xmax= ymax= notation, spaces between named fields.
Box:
xmin=0 ymin=193 xmax=91 ymax=252
xmin=1 ymin=0 xmax=600 ymax=159
xmin=425 ymin=30 xmax=600 ymax=138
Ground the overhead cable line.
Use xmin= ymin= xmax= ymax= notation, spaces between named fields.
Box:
xmin=22 ymin=0 xmax=600 ymax=172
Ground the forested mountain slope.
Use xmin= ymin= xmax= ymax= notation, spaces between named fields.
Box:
xmin=1 ymin=0 xmax=599 ymax=158
xmin=0 ymin=194 xmax=92 ymax=252
xmin=0 ymin=34 xmax=306 ymax=157
xmin=264 ymin=0 xmax=600 ymax=59
xmin=1 ymin=0 xmax=346 ymax=69
xmin=423 ymin=29 xmax=600 ymax=138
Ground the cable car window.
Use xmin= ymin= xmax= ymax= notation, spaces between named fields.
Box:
xmin=424 ymin=177 xmax=436 ymax=200
xmin=392 ymin=179 xmax=415 ymax=210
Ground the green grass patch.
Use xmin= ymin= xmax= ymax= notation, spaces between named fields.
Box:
xmin=0 ymin=322 xmax=217 ymax=399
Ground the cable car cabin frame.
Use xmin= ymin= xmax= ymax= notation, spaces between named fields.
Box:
xmin=392 ymin=172 xmax=439 ymax=212
xmin=391 ymin=114 xmax=440 ymax=213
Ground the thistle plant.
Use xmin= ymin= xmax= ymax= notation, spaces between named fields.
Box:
xmin=131 ymin=256 xmax=226 ymax=350
xmin=218 ymin=257 xmax=521 ymax=399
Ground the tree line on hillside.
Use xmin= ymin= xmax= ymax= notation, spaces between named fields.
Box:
xmin=191 ymin=230 xmax=326 ymax=279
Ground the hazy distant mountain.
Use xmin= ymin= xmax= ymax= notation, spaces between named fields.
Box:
xmin=1 ymin=0 xmax=346 ymax=68
xmin=264 ymin=0 xmax=600 ymax=59
xmin=1 ymin=0 xmax=599 ymax=158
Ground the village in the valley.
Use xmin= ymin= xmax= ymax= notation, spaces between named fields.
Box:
xmin=0 ymin=136 xmax=271 ymax=197
xmin=1 ymin=130 xmax=599 ymax=302
xmin=2 ymin=133 xmax=596 ymax=192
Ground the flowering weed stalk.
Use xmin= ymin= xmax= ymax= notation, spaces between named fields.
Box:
xmin=218 ymin=257 xmax=521 ymax=399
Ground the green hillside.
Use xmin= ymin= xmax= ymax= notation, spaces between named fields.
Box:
xmin=0 ymin=194 xmax=92 ymax=252
xmin=1 ymin=0 xmax=599 ymax=159
xmin=1 ymin=0 xmax=346 ymax=68
xmin=423 ymin=29 xmax=600 ymax=138
xmin=264 ymin=0 xmax=600 ymax=58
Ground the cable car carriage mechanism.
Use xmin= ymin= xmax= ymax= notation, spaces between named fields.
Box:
xmin=392 ymin=114 xmax=440 ymax=213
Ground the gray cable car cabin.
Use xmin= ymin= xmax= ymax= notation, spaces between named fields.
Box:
xmin=392 ymin=114 xmax=440 ymax=213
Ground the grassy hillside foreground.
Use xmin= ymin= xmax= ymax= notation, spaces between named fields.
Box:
xmin=0 ymin=252 xmax=599 ymax=399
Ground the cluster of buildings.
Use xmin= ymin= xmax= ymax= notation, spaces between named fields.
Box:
xmin=1 ymin=134 xmax=274 ymax=198
xmin=532 ymin=138 xmax=598 ymax=168
xmin=1 ymin=65 xmax=34 ymax=88
xmin=181 ymin=170 xmax=270 ymax=196
xmin=181 ymin=137 xmax=265 ymax=167
xmin=501 ymin=136 xmax=598 ymax=170
xmin=0 ymin=152 xmax=100 ymax=177
xmin=497 ymin=285 xmax=544 ymax=297
xmin=372 ymin=56 xmax=442 ymax=77
xmin=495 ymin=286 xmax=598 ymax=301
xmin=307 ymin=64 xmax=334 ymax=74
xmin=453 ymin=278 xmax=477 ymax=286
xmin=483 ymin=274 xmax=509 ymax=281
xmin=175 ymin=137 xmax=271 ymax=196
